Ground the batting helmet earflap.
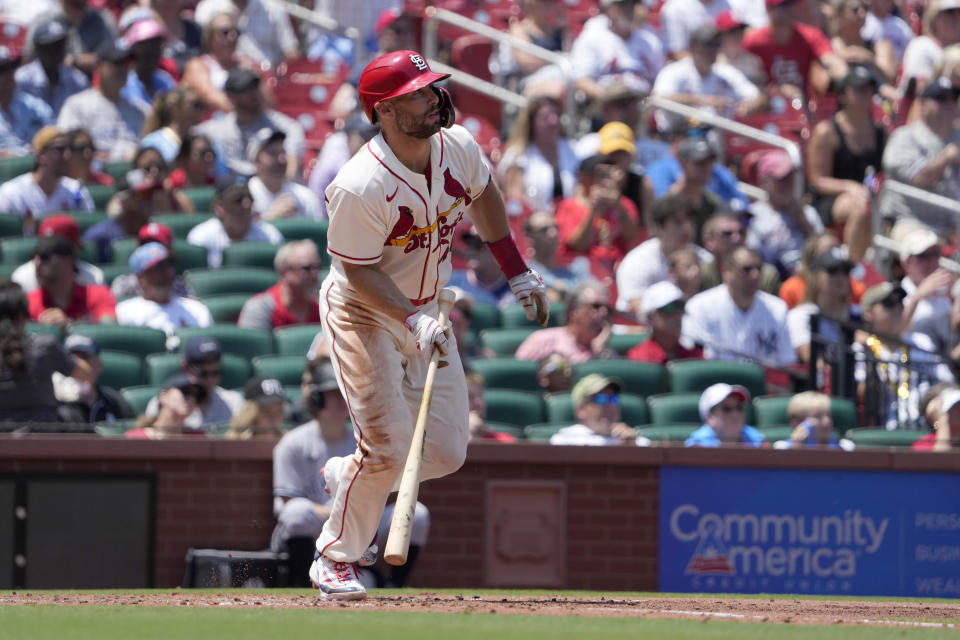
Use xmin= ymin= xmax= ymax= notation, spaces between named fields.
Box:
xmin=358 ymin=50 xmax=451 ymax=123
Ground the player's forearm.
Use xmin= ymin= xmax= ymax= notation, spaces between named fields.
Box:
xmin=341 ymin=261 xmax=417 ymax=323
xmin=467 ymin=177 xmax=511 ymax=243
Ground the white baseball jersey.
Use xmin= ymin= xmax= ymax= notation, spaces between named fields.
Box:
xmin=324 ymin=124 xmax=490 ymax=305
xmin=0 ymin=173 xmax=94 ymax=218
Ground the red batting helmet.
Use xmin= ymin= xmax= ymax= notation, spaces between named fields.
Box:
xmin=358 ymin=50 xmax=450 ymax=123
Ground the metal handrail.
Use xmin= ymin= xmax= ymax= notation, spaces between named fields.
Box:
xmin=875 ymin=179 xmax=960 ymax=237
xmin=273 ymin=0 xmax=364 ymax=63
xmin=872 ymin=234 xmax=960 ymax=275
xmin=421 ymin=6 xmax=576 ymax=125
xmin=425 ymin=60 xmax=529 ymax=110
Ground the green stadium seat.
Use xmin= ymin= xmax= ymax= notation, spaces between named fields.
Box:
xmin=543 ymin=392 xmax=649 ymax=426
xmin=222 ymin=242 xmax=280 ymax=269
xmin=102 ymin=160 xmax=133 ymax=183
xmin=176 ymin=325 xmax=274 ymax=359
xmin=120 ymin=385 xmax=162 ymax=415
xmin=479 ymin=327 xmax=536 ymax=357
xmin=98 ymin=350 xmax=145 ymax=389
xmin=608 ymin=332 xmax=650 ymax=355
xmin=756 ymin=426 xmax=797 ymax=442
xmin=638 ymin=424 xmax=699 ymax=444
xmin=500 ymin=301 xmax=567 ymax=328
xmin=26 ymin=322 xmax=63 ymax=341
xmin=86 ymin=185 xmax=116 ymax=209
xmin=572 ymin=360 xmax=665 ymax=397
xmin=112 ymin=239 xmax=209 ymax=273
xmin=752 ymin=395 xmax=858 ymax=436
xmin=648 ymin=392 xmax=756 ymax=425
xmin=468 ymin=358 xmax=540 ymax=392
xmin=273 ymin=324 xmax=323 ymax=356
xmin=150 ymin=213 xmax=213 ymax=238
xmin=666 ymin=359 xmax=767 ymax=397
xmin=201 ymin=294 xmax=249 ymax=323
xmin=283 ymin=386 xmax=301 ymax=404
xmin=0 ymin=214 xmax=23 ymax=238
xmin=69 ymin=210 xmax=108 ymax=232
xmin=844 ymin=428 xmax=924 ymax=448
xmin=97 ymin=263 xmax=130 ymax=286
xmin=482 ymin=421 xmax=526 ymax=439
xmin=94 ymin=419 xmax=138 ymax=437
xmin=145 ymin=352 xmax=251 ymax=389
xmin=482 ymin=389 xmax=544 ymax=427
xmin=0 ymin=237 xmax=35 ymax=264
xmin=184 ymin=267 xmax=277 ymax=297
xmin=269 ymin=218 xmax=328 ymax=261
xmin=68 ymin=324 xmax=167 ymax=358
xmin=252 ymin=354 xmax=306 ymax=386
xmin=183 ymin=186 xmax=216 ymax=213
xmin=0 ymin=264 xmax=16 ymax=279
xmin=523 ymin=422 xmax=567 ymax=442
xmin=467 ymin=301 xmax=501 ymax=332
xmin=0 ymin=154 xmax=33 ymax=183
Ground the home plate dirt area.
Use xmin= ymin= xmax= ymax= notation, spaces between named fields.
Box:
xmin=1 ymin=592 xmax=959 ymax=627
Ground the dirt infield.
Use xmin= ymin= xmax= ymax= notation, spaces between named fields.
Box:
xmin=1 ymin=592 xmax=958 ymax=628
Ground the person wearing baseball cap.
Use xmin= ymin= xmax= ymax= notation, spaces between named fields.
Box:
xmin=223 ymin=377 xmax=288 ymax=440
xmin=10 ymin=214 xmax=104 ymax=293
xmin=0 ymin=44 xmax=55 ymax=158
xmin=125 ymin=373 xmax=208 ymax=440
xmin=913 ymin=385 xmax=960 ymax=451
xmin=14 ymin=17 xmax=90 ymax=115
xmin=549 ymin=373 xmax=642 ymax=445
xmin=786 ymin=246 xmax=856 ymax=363
xmin=685 ymin=383 xmax=766 ymax=447
xmin=247 ymin=127 xmax=322 ymax=221
xmin=626 ymin=281 xmax=704 ymax=364
xmin=0 ymin=126 xmax=95 ymax=220
xmin=115 ymin=242 xmax=213 ymax=339
xmin=893 ymin=222 xmax=956 ymax=354
xmin=124 ymin=18 xmax=175 ymax=107
xmin=56 ymin=334 xmax=136 ymax=424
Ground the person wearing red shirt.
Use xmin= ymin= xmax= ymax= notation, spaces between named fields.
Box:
xmin=237 ymin=239 xmax=321 ymax=330
xmin=913 ymin=386 xmax=960 ymax=451
xmin=742 ymin=0 xmax=847 ymax=99
xmin=627 ymin=281 xmax=704 ymax=364
xmin=555 ymin=155 xmax=641 ymax=283
xmin=27 ymin=234 xmax=116 ymax=328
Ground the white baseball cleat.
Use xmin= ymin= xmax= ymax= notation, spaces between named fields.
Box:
xmin=309 ymin=552 xmax=367 ymax=601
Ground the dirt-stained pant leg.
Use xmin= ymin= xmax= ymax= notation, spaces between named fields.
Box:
xmin=317 ymin=288 xmax=468 ymax=562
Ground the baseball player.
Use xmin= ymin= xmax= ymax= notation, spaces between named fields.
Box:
xmin=309 ymin=50 xmax=549 ymax=601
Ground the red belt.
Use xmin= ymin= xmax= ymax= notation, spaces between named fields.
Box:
xmin=409 ymin=293 xmax=436 ymax=306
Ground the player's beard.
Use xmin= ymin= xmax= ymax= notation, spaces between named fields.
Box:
xmin=396 ymin=107 xmax=441 ymax=139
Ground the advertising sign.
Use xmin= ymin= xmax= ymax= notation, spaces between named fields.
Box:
xmin=659 ymin=467 xmax=960 ymax=597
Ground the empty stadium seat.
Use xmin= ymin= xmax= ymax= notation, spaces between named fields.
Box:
xmin=68 ymin=324 xmax=167 ymax=358
xmin=269 ymin=218 xmax=328 ymax=259
xmin=175 ymin=325 xmax=275 ymax=359
xmin=0 ymin=237 xmax=35 ymax=264
xmin=500 ymin=302 xmax=567 ymax=328
xmin=468 ymin=358 xmax=540 ymax=392
xmin=201 ymin=294 xmax=250 ymax=323
xmin=98 ymin=350 xmax=146 ymax=389
xmin=0 ymin=214 xmax=21 ymax=238
xmin=753 ymin=395 xmax=858 ymax=435
xmin=273 ymin=324 xmax=323 ymax=357
xmin=145 ymin=352 xmax=251 ymax=389
xmin=467 ymin=301 xmax=501 ymax=332
xmin=120 ymin=385 xmax=162 ymax=415
xmin=184 ymin=267 xmax=277 ymax=297
xmin=572 ymin=360 xmax=666 ymax=397
xmin=222 ymin=242 xmax=280 ymax=269
xmin=150 ymin=213 xmax=213 ymax=238
xmin=252 ymin=354 xmax=306 ymax=386
xmin=666 ymin=359 xmax=767 ymax=397
xmin=483 ymin=389 xmax=545 ymax=427
xmin=86 ymin=185 xmax=117 ymax=209
xmin=844 ymin=428 xmax=923 ymax=448
xmin=543 ymin=392 xmax=649 ymax=426
xmin=479 ymin=328 xmax=536 ymax=356
xmin=0 ymin=154 xmax=33 ymax=184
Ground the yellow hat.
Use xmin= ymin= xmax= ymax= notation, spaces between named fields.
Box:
xmin=598 ymin=121 xmax=636 ymax=156
xmin=32 ymin=126 xmax=63 ymax=154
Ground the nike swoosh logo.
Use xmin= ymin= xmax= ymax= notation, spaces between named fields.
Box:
xmin=385 ymin=186 xmax=399 ymax=202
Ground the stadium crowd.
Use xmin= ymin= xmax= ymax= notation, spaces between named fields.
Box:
xmin=1 ymin=0 xmax=960 ymax=454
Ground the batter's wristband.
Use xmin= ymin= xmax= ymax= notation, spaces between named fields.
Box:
xmin=486 ymin=235 xmax=528 ymax=280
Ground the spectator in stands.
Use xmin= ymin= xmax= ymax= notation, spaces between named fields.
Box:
xmin=57 ymin=40 xmax=149 ymax=163
xmin=881 ymin=77 xmax=960 ymax=234
xmin=126 ymin=373 xmax=208 ymax=439
xmin=807 ymin=66 xmax=883 ymax=262
xmin=699 ymin=212 xmax=781 ymax=294
xmin=616 ymin=194 xmax=712 ymax=315
xmin=627 ymin=281 xmax=704 ymax=363
xmin=569 ymin=0 xmax=664 ymax=101
xmin=181 ymin=10 xmax=258 ymax=114
xmin=15 ymin=18 xmax=90 ymax=115
xmin=123 ymin=18 xmax=176 ymax=108
xmin=862 ymin=0 xmax=914 ymax=62
xmin=466 ymin=371 xmax=517 ymax=443
xmin=779 ymin=230 xmax=866 ymax=308
xmin=224 ymin=377 xmax=287 ymax=440
xmin=308 ymin=114 xmax=377 ymax=219
xmin=238 ymin=240 xmax=321 ymax=331
xmin=896 ymin=222 xmax=957 ymax=354
xmin=948 ymin=280 xmax=960 ymax=364
xmin=523 ymin=211 xmax=592 ymax=301
xmin=0 ymin=46 xmax=54 ymax=159
xmin=271 ymin=359 xmax=428 ymax=588
xmin=786 ymin=246 xmax=858 ymax=362
xmin=550 ymin=374 xmax=640 ymax=445
xmin=0 ymin=126 xmax=94 ymax=225
xmin=26 ymin=234 xmax=116 ymax=328
xmin=447 ymin=225 xmax=513 ymax=308
xmin=742 ymin=0 xmax=847 ymax=101
xmin=516 ymin=280 xmax=614 ymax=363
xmin=82 ymin=177 xmax=155 ymax=264
xmin=667 ymin=137 xmax=731 ymax=238
xmin=715 ymin=11 xmax=765 ymax=85
xmin=686 ymin=383 xmax=766 ymax=447
xmin=498 ymin=95 xmax=580 ymax=214
xmin=12 ymin=214 xmax=103 ymax=293
xmin=501 ymin=0 xmax=569 ymax=94
xmin=684 ymin=246 xmax=796 ymax=365
xmin=150 ymin=0 xmax=203 ymax=74
xmin=28 ymin=0 xmax=117 ymax=77
xmin=749 ymin=150 xmax=824 ymax=277
xmin=168 ymin=133 xmax=219 ymax=188
xmin=195 ymin=67 xmax=305 ymax=179
xmin=576 ymin=84 xmax=670 ymax=166
xmin=194 ymin=0 xmax=300 ymax=67
xmin=900 ymin=0 xmax=960 ymax=106
xmin=187 ymin=179 xmax=284 ymax=268
xmin=65 ymin=128 xmax=113 ymax=186
xmin=772 ymin=390 xmax=853 ymax=449
xmin=145 ymin=336 xmax=245 ymax=429
xmin=652 ymin=24 xmax=767 ymax=121
xmin=660 ymin=0 xmax=731 ymax=59
xmin=54 ymin=334 xmax=135 ymax=424
xmin=248 ymin=128 xmax=322 ymax=221
xmin=913 ymin=385 xmax=960 ymax=450
xmin=555 ymin=155 xmax=642 ymax=282
xmin=536 ymin=352 xmax=574 ymax=393
xmin=116 ymin=242 xmax=213 ymax=337
xmin=106 ymin=146 xmax=192 ymax=215
xmin=668 ymin=247 xmax=704 ymax=300
xmin=0 ymin=280 xmax=93 ymax=423
xmin=111 ymin=222 xmax=190 ymax=298
xmin=828 ymin=0 xmax=897 ymax=94
xmin=595 ymin=122 xmax=657 ymax=229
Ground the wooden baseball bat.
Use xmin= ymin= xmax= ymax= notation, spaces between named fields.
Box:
xmin=384 ymin=288 xmax=458 ymax=566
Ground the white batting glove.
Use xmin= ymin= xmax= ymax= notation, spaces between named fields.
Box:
xmin=405 ymin=310 xmax=450 ymax=355
xmin=508 ymin=269 xmax=550 ymax=326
